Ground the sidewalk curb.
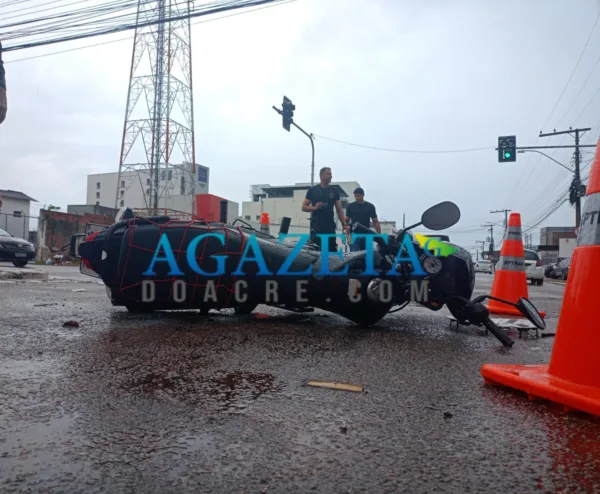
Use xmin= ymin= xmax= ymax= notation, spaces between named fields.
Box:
xmin=0 ymin=269 xmax=49 ymax=281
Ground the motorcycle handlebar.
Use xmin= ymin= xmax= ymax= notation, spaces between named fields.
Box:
xmin=483 ymin=317 xmax=514 ymax=347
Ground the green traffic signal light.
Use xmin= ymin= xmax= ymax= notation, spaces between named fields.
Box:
xmin=504 ymin=152 xmax=511 ymax=158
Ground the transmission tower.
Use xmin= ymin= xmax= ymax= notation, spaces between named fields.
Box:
xmin=115 ymin=0 xmax=197 ymax=217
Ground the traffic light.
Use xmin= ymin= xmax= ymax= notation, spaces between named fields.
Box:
xmin=282 ymin=96 xmax=295 ymax=131
xmin=498 ymin=135 xmax=516 ymax=162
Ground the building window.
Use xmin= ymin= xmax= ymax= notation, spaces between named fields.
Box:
xmin=120 ymin=190 xmax=124 ymax=197
xmin=96 ymin=192 xmax=100 ymax=199
xmin=147 ymin=178 xmax=151 ymax=185
xmin=96 ymin=201 xmax=100 ymax=206
xmin=146 ymin=188 xmax=151 ymax=195
xmin=245 ymin=215 xmax=251 ymax=220
xmin=198 ymin=167 xmax=208 ymax=183
xmin=161 ymin=170 xmax=173 ymax=181
xmin=180 ymin=176 xmax=186 ymax=195
xmin=256 ymin=215 xmax=260 ymax=221
xmin=120 ymin=200 xmax=124 ymax=207
xmin=120 ymin=180 xmax=125 ymax=188
xmin=97 ymin=182 xmax=101 ymax=189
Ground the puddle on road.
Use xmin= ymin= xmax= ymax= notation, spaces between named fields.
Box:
xmin=0 ymin=358 xmax=61 ymax=380
xmin=124 ymin=370 xmax=280 ymax=414
xmin=0 ymin=413 xmax=80 ymax=480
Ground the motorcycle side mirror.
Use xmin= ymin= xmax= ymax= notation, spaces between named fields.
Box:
xmin=421 ymin=201 xmax=461 ymax=231
xmin=70 ymin=233 xmax=85 ymax=258
xmin=516 ymin=297 xmax=546 ymax=330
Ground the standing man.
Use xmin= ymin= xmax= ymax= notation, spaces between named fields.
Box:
xmin=302 ymin=167 xmax=347 ymax=252
xmin=0 ymin=41 xmax=6 ymax=125
xmin=345 ymin=187 xmax=381 ymax=252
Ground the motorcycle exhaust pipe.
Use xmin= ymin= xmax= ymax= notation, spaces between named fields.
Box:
xmin=367 ymin=278 xmax=395 ymax=304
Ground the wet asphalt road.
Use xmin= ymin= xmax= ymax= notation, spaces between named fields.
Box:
xmin=1 ymin=266 xmax=599 ymax=493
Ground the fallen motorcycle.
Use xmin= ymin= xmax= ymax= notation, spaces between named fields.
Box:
xmin=70 ymin=201 xmax=545 ymax=347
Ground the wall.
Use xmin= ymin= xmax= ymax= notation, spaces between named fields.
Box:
xmin=0 ymin=196 xmax=32 ymax=239
xmin=87 ymin=164 xmax=209 ymax=213
xmin=539 ymin=227 xmax=576 ymax=245
xmin=242 ymin=181 xmax=367 ymax=232
xmin=559 ymin=238 xmax=576 ymax=258
xmin=37 ymin=209 xmax=115 ymax=261
xmin=242 ymin=193 xmax=311 ymax=227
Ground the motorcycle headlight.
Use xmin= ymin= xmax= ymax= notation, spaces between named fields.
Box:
xmin=421 ymin=255 xmax=443 ymax=275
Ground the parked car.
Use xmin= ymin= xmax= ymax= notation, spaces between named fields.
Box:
xmin=524 ymin=248 xmax=544 ymax=285
xmin=551 ymin=258 xmax=571 ymax=280
xmin=474 ymin=259 xmax=493 ymax=274
xmin=0 ymin=228 xmax=36 ymax=267
xmin=544 ymin=263 xmax=557 ymax=277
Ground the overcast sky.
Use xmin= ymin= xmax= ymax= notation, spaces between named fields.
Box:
xmin=2 ymin=0 xmax=600 ymax=255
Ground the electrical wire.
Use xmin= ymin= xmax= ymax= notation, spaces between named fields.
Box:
xmin=1 ymin=0 xmax=292 ymax=52
xmin=539 ymin=7 xmax=600 ymax=132
xmin=3 ymin=0 xmax=297 ymax=63
xmin=311 ymin=134 xmax=494 ymax=154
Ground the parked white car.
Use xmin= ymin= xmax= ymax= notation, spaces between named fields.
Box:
xmin=474 ymin=259 xmax=493 ymax=274
xmin=524 ymin=249 xmax=544 ymax=285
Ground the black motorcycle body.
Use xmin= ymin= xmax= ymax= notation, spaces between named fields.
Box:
xmin=75 ymin=201 xmax=475 ymax=326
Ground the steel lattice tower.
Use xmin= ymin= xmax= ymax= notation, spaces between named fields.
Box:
xmin=115 ymin=0 xmax=196 ymax=217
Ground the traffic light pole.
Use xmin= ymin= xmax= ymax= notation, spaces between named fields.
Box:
xmin=272 ymin=104 xmax=316 ymax=186
xmin=291 ymin=120 xmax=315 ymax=187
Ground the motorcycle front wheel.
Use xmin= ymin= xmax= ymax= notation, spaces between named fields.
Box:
xmin=344 ymin=302 xmax=394 ymax=327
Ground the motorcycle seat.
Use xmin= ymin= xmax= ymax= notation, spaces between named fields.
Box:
xmin=311 ymin=250 xmax=366 ymax=278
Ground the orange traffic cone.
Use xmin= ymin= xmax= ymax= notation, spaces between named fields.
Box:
xmin=486 ymin=212 xmax=546 ymax=318
xmin=260 ymin=212 xmax=270 ymax=235
xmin=481 ymin=138 xmax=600 ymax=417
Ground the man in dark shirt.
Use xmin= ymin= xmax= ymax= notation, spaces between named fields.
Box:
xmin=345 ymin=187 xmax=381 ymax=252
xmin=0 ymin=41 xmax=6 ymax=125
xmin=302 ymin=167 xmax=347 ymax=252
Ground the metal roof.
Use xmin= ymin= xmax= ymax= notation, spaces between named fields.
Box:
xmin=0 ymin=189 xmax=38 ymax=202
xmin=255 ymin=184 xmax=350 ymax=197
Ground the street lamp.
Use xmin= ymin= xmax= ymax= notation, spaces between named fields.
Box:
xmin=517 ymin=150 xmax=573 ymax=173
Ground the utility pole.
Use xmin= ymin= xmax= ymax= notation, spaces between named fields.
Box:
xmin=482 ymin=223 xmax=495 ymax=258
xmin=476 ymin=240 xmax=486 ymax=259
xmin=272 ymin=96 xmax=316 ymax=186
xmin=490 ymin=209 xmax=511 ymax=236
xmin=539 ymin=127 xmax=590 ymax=228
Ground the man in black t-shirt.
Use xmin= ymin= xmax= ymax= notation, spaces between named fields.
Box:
xmin=345 ymin=187 xmax=381 ymax=252
xmin=302 ymin=167 xmax=348 ymax=252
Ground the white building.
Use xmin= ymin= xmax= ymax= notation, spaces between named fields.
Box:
xmin=241 ymin=182 xmax=397 ymax=246
xmin=87 ymin=163 xmax=210 ymax=213
xmin=0 ymin=189 xmax=38 ymax=239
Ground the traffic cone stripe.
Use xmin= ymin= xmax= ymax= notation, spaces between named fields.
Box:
xmin=495 ymin=255 xmax=525 ymax=271
xmin=486 ymin=211 xmax=546 ymax=318
xmin=577 ymin=191 xmax=600 ymax=246
xmin=505 ymin=225 xmax=522 ymax=238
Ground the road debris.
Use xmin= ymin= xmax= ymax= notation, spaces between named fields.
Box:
xmin=305 ymin=380 xmax=364 ymax=393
